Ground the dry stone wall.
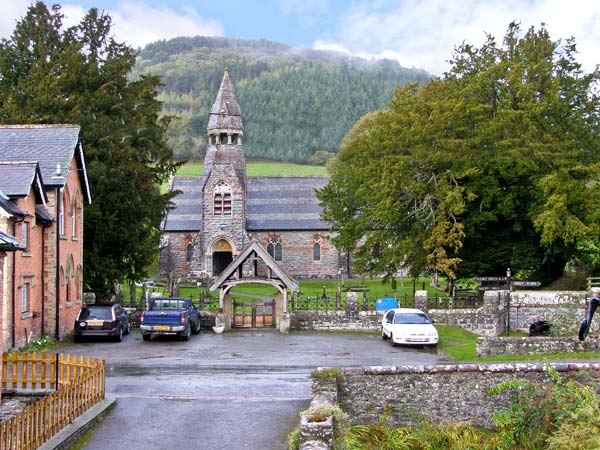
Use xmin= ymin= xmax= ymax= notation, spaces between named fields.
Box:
xmin=331 ymin=363 xmax=600 ymax=429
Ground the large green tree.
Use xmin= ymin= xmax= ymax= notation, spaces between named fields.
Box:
xmin=318 ymin=23 xmax=600 ymax=284
xmin=0 ymin=2 xmax=180 ymax=294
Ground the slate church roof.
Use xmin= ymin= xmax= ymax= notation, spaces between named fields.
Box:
xmin=162 ymin=177 xmax=205 ymax=231
xmin=246 ymin=176 xmax=330 ymax=230
xmin=162 ymin=175 xmax=330 ymax=232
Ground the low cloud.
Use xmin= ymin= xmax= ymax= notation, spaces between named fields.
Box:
xmin=0 ymin=0 xmax=225 ymax=48
xmin=315 ymin=0 xmax=600 ymax=75
xmin=108 ymin=2 xmax=225 ymax=48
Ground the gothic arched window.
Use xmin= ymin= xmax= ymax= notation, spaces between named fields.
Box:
xmin=186 ymin=244 xmax=194 ymax=262
xmin=214 ymin=182 xmax=232 ymax=216
xmin=266 ymin=235 xmax=283 ymax=261
xmin=312 ymin=234 xmax=322 ymax=261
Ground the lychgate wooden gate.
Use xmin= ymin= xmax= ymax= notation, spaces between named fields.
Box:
xmin=233 ymin=300 xmax=275 ymax=328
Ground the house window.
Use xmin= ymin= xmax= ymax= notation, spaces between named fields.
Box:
xmin=214 ymin=182 xmax=232 ymax=216
xmin=71 ymin=195 xmax=78 ymax=238
xmin=266 ymin=235 xmax=283 ymax=261
xmin=22 ymin=221 xmax=29 ymax=251
xmin=313 ymin=234 xmax=322 ymax=261
xmin=59 ymin=194 xmax=66 ymax=235
xmin=186 ymin=244 xmax=194 ymax=262
xmin=21 ymin=282 xmax=30 ymax=313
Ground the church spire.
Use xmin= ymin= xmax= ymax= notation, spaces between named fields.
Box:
xmin=207 ymin=70 xmax=243 ymax=145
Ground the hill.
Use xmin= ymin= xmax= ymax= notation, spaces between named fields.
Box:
xmin=133 ymin=36 xmax=431 ymax=163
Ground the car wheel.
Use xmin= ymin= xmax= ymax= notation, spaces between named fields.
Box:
xmin=381 ymin=327 xmax=388 ymax=340
xmin=180 ymin=326 xmax=191 ymax=341
xmin=192 ymin=321 xmax=201 ymax=334
xmin=142 ymin=333 xmax=151 ymax=341
xmin=124 ymin=322 xmax=130 ymax=335
xmin=115 ymin=326 xmax=123 ymax=342
xmin=389 ymin=333 xmax=396 ymax=347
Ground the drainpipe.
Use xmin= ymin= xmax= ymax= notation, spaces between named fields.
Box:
xmin=55 ymin=188 xmax=61 ymax=341
xmin=11 ymin=217 xmax=24 ymax=348
xmin=41 ymin=222 xmax=47 ymax=336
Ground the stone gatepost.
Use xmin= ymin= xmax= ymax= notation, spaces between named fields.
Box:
xmin=415 ymin=290 xmax=428 ymax=313
xmin=345 ymin=291 xmax=358 ymax=318
xmin=279 ymin=312 xmax=291 ymax=333
xmin=481 ymin=291 xmax=508 ymax=336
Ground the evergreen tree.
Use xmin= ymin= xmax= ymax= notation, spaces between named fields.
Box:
xmin=0 ymin=2 xmax=180 ymax=295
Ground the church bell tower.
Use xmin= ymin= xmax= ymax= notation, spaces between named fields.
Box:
xmin=201 ymin=70 xmax=248 ymax=276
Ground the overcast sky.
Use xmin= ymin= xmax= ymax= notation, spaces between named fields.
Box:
xmin=1 ymin=0 xmax=598 ymax=75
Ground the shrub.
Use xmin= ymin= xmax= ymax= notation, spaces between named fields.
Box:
xmin=9 ymin=335 xmax=58 ymax=353
xmin=310 ymin=367 xmax=345 ymax=385
xmin=489 ymin=366 xmax=600 ymax=449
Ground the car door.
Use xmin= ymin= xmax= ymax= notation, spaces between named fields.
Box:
xmin=114 ymin=305 xmax=126 ymax=330
xmin=383 ymin=310 xmax=395 ymax=337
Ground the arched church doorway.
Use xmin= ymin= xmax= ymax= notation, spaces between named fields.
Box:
xmin=212 ymin=239 xmax=233 ymax=276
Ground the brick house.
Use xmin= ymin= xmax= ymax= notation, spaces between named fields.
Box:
xmin=0 ymin=125 xmax=91 ymax=350
xmin=159 ymin=71 xmax=345 ymax=282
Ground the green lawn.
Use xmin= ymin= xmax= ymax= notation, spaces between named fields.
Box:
xmin=175 ymin=160 xmax=327 ymax=177
xmin=437 ymin=325 xmax=600 ymax=362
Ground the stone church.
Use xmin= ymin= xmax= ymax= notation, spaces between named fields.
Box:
xmin=159 ymin=71 xmax=344 ymax=281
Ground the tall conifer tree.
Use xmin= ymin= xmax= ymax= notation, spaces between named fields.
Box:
xmin=0 ymin=2 xmax=180 ymax=295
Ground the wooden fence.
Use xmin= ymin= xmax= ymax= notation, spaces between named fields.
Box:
xmin=1 ymin=352 xmax=105 ymax=450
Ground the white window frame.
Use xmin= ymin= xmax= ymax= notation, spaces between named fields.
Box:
xmin=71 ymin=205 xmax=76 ymax=237
xmin=59 ymin=196 xmax=65 ymax=236
xmin=21 ymin=282 xmax=29 ymax=313
xmin=22 ymin=221 xmax=28 ymax=251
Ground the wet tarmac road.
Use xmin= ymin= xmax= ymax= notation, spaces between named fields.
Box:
xmin=58 ymin=330 xmax=441 ymax=450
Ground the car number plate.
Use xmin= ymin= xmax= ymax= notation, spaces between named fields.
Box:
xmin=154 ymin=325 xmax=170 ymax=331
xmin=88 ymin=321 xmax=104 ymax=326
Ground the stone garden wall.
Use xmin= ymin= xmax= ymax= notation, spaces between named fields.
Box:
xmin=290 ymin=310 xmax=382 ymax=332
xmin=509 ymin=290 xmax=592 ymax=335
xmin=323 ymin=363 xmax=600 ymax=429
xmin=428 ymin=292 xmax=505 ymax=337
xmin=476 ymin=336 xmax=600 ymax=356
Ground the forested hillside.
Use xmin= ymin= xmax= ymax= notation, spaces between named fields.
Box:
xmin=133 ymin=36 xmax=431 ymax=162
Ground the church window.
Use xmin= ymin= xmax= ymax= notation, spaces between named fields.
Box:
xmin=214 ymin=182 xmax=232 ymax=216
xmin=186 ymin=244 xmax=193 ymax=262
xmin=267 ymin=235 xmax=282 ymax=261
xmin=312 ymin=234 xmax=322 ymax=261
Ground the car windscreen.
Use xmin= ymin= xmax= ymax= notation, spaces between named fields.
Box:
xmin=153 ymin=299 xmax=186 ymax=310
xmin=79 ymin=307 xmax=113 ymax=320
xmin=393 ymin=313 xmax=431 ymax=324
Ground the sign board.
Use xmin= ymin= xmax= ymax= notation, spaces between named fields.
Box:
xmin=476 ymin=286 xmax=509 ymax=291
xmin=512 ymin=281 xmax=542 ymax=287
xmin=474 ymin=276 xmax=507 ymax=282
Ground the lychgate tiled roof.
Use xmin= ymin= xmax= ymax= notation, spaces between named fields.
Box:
xmin=246 ymin=176 xmax=330 ymax=230
xmin=162 ymin=177 xmax=204 ymax=231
